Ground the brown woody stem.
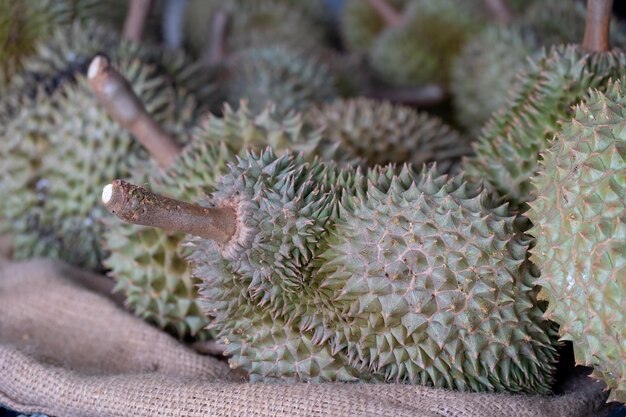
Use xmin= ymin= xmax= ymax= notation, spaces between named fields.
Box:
xmin=87 ymin=55 xmax=182 ymax=167
xmin=371 ymin=84 xmax=446 ymax=107
xmin=367 ymin=0 xmax=404 ymax=28
xmin=201 ymin=9 xmax=230 ymax=66
xmin=123 ymin=0 xmax=153 ymax=42
xmin=483 ymin=0 xmax=512 ymax=23
xmin=102 ymin=180 xmax=236 ymax=244
xmin=582 ymin=0 xmax=613 ymax=52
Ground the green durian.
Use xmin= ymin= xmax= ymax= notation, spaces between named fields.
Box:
xmin=527 ymin=81 xmax=626 ymax=402
xmin=223 ymin=45 xmax=337 ymax=116
xmin=106 ymin=149 xmax=558 ymax=391
xmin=184 ymin=0 xmax=325 ymax=58
xmin=464 ymin=44 xmax=626 ymax=205
xmin=104 ymin=103 xmax=327 ymax=339
xmin=0 ymin=0 xmax=124 ymax=88
xmin=340 ymin=0 xmax=408 ymax=52
xmin=368 ymin=0 xmax=480 ymax=86
xmin=451 ymin=0 xmax=626 ymax=134
xmin=2 ymin=57 xmax=194 ymax=270
xmin=305 ymin=98 xmax=471 ymax=173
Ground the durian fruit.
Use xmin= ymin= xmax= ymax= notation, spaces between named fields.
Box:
xmin=0 ymin=0 xmax=123 ymax=89
xmin=184 ymin=0 xmax=325 ymax=58
xmin=464 ymin=43 xmax=626 ymax=205
xmin=340 ymin=0 xmax=408 ymax=52
xmin=2 ymin=57 xmax=194 ymax=271
xmin=104 ymin=150 xmax=559 ymax=392
xmin=527 ymin=81 xmax=626 ymax=402
xmin=222 ymin=45 xmax=337 ymax=116
xmin=305 ymin=98 xmax=471 ymax=173
xmin=368 ymin=0 xmax=481 ymax=86
xmin=104 ymin=103 xmax=328 ymax=339
xmin=451 ymin=0 xmax=626 ymax=134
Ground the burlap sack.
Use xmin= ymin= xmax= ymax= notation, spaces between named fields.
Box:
xmin=0 ymin=258 xmax=618 ymax=417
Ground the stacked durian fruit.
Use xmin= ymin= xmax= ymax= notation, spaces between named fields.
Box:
xmin=1 ymin=0 xmax=624 ymax=407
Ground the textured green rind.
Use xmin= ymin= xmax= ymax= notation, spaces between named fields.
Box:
xmin=311 ymin=166 xmax=558 ymax=392
xmin=306 ymin=98 xmax=471 ymax=173
xmin=0 ymin=0 xmax=113 ymax=88
xmin=224 ymin=45 xmax=337 ymax=116
xmin=527 ymin=82 xmax=626 ymax=402
xmin=190 ymin=150 xmax=558 ymax=390
xmin=184 ymin=0 xmax=325 ymax=58
xmin=104 ymin=104 xmax=327 ymax=339
xmin=464 ymin=45 xmax=626 ymax=205
xmin=1 ymin=21 xmax=218 ymax=116
xmin=368 ymin=0 xmax=480 ymax=86
xmin=451 ymin=1 xmax=626 ymax=135
xmin=340 ymin=0 xmax=408 ymax=52
xmin=3 ymin=58 xmax=194 ymax=271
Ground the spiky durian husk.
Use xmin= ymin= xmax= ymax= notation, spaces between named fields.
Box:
xmin=463 ymin=45 xmax=626 ymax=205
xmin=188 ymin=150 xmax=558 ymax=389
xmin=340 ymin=0 xmax=408 ymax=52
xmin=184 ymin=0 xmax=324 ymax=58
xmin=368 ymin=0 xmax=480 ymax=86
xmin=306 ymin=98 xmax=470 ymax=173
xmin=5 ymin=58 xmax=195 ymax=271
xmin=0 ymin=0 xmax=123 ymax=89
xmin=312 ymin=166 xmax=558 ymax=392
xmin=1 ymin=21 xmax=217 ymax=116
xmin=104 ymin=104 xmax=327 ymax=339
xmin=451 ymin=1 xmax=626 ymax=134
xmin=223 ymin=45 xmax=337 ymax=116
xmin=527 ymin=82 xmax=626 ymax=402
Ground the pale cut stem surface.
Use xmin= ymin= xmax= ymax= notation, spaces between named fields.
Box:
xmin=483 ymin=0 xmax=512 ymax=23
xmin=123 ymin=0 xmax=153 ymax=42
xmin=201 ymin=9 xmax=230 ymax=66
xmin=582 ymin=0 xmax=614 ymax=52
xmin=367 ymin=0 xmax=404 ymax=28
xmin=87 ymin=55 xmax=182 ymax=167
xmin=102 ymin=180 xmax=236 ymax=244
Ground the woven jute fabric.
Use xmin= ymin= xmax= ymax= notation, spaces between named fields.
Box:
xmin=0 ymin=258 xmax=616 ymax=417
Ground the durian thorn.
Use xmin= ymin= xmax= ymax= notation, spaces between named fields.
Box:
xmin=123 ymin=0 xmax=153 ymax=42
xmin=201 ymin=8 xmax=231 ymax=67
xmin=582 ymin=0 xmax=613 ymax=52
xmin=366 ymin=0 xmax=404 ymax=28
xmin=102 ymin=180 xmax=237 ymax=244
xmin=483 ymin=0 xmax=512 ymax=23
xmin=87 ymin=55 xmax=182 ymax=168
xmin=371 ymin=84 xmax=446 ymax=107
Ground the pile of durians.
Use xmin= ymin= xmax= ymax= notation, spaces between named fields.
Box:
xmin=0 ymin=0 xmax=623 ymax=405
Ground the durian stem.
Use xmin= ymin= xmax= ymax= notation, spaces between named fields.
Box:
xmin=582 ymin=0 xmax=613 ymax=52
xmin=483 ymin=0 xmax=512 ymax=23
xmin=87 ymin=55 xmax=182 ymax=168
xmin=201 ymin=9 xmax=230 ymax=66
xmin=162 ymin=0 xmax=188 ymax=49
xmin=102 ymin=180 xmax=237 ymax=244
xmin=123 ymin=0 xmax=153 ymax=42
xmin=366 ymin=0 xmax=404 ymax=28
xmin=371 ymin=84 xmax=446 ymax=107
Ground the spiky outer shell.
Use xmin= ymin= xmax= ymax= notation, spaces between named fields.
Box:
xmin=464 ymin=45 xmax=626 ymax=205
xmin=368 ymin=0 xmax=480 ymax=87
xmin=104 ymin=104 xmax=327 ymax=339
xmin=527 ymin=82 xmax=626 ymax=402
xmin=223 ymin=45 xmax=337 ymax=116
xmin=451 ymin=0 xmax=626 ymax=135
xmin=184 ymin=0 xmax=325 ymax=58
xmin=3 ymin=58 xmax=195 ymax=271
xmin=189 ymin=150 xmax=558 ymax=390
xmin=340 ymin=0 xmax=408 ymax=52
xmin=305 ymin=98 xmax=471 ymax=173
xmin=0 ymin=0 xmax=124 ymax=89
xmin=1 ymin=21 xmax=218 ymax=117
